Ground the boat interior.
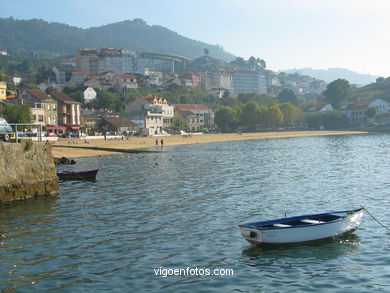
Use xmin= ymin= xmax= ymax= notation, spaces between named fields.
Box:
xmin=258 ymin=214 xmax=343 ymax=229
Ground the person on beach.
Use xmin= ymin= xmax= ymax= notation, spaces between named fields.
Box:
xmin=161 ymin=139 xmax=164 ymax=146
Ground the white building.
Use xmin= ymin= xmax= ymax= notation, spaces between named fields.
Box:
xmin=208 ymin=69 xmax=233 ymax=92
xmin=174 ymin=104 xmax=214 ymax=131
xmin=125 ymin=95 xmax=174 ymax=135
xmin=84 ymin=87 xmax=97 ymax=102
xmin=340 ymin=98 xmax=390 ymax=125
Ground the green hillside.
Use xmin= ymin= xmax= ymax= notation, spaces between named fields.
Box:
xmin=0 ymin=17 xmax=235 ymax=61
xmin=352 ymin=77 xmax=390 ymax=102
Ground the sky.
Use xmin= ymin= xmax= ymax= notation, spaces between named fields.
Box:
xmin=2 ymin=0 xmax=390 ymax=77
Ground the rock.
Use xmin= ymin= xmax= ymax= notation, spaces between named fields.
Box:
xmin=54 ymin=157 xmax=76 ymax=165
xmin=0 ymin=142 xmax=59 ymax=202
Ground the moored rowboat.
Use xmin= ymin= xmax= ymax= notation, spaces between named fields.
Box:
xmin=239 ymin=208 xmax=364 ymax=245
xmin=56 ymin=169 xmax=99 ymax=180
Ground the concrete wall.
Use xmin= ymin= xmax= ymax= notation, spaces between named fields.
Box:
xmin=0 ymin=142 xmax=59 ymax=202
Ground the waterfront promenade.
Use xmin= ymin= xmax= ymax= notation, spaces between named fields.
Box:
xmin=51 ymin=130 xmax=366 ymax=158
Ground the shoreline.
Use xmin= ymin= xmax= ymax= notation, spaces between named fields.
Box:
xmin=51 ymin=130 xmax=367 ymax=159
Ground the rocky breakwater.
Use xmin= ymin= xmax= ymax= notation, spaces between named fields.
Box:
xmin=0 ymin=141 xmax=59 ymax=202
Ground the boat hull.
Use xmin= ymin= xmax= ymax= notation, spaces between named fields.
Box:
xmin=56 ymin=169 xmax=99 ymax=180
xmin=239 ymin=209 xmax=363 ymax=245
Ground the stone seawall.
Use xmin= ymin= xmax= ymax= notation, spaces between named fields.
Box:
xmin=0 ymin=141 xmax=59 ymax=202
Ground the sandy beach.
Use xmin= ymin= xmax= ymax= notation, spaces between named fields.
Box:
xmin=50 ymin=130 xmax=367 ymax=158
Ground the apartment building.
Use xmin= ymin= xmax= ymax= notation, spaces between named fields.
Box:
xmin=232 ymin=70 xmax=267 ymax=95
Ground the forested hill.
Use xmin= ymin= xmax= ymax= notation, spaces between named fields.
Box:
xmin=352 ymin=77 xmax=390 ymax=102
xmin=0 ymin=17 xmax=235 ymax=61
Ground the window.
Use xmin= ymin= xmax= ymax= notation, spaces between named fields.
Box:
xmin=47 ymin=104 xmax=51 ymax=110
xmin=38 ymin=115 xmax=44 ymax=122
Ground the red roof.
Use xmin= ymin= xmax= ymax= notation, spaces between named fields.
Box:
xmin=49 ymin=92 xmax=79 ymax=103
xmin=26 ymin=89 xmax=50 ymax=100
xmin=174 ymin=104 xmax=210 ymax=111
xmin=117 ymin=74 xmax=136 ymax=79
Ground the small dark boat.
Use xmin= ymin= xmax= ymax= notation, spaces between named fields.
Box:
xmin=56 ymin=169 xmax=99 ymax=180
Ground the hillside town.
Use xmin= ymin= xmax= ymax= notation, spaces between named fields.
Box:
xmin=0 ymin=47 xmax=390 ymax=139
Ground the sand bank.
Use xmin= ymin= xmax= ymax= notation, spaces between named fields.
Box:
xmin=51 ymin=130 xmax=366 ymax=159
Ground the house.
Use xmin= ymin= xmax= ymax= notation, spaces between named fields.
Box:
xmin=0 ymin=81 xmax=6 ymax=100
xmin=99 ymin=116 xmax=139 ymax=134
xmin=144 ymin=69 xmax=163 ymax=86
xmin=208 ymin=87 xmax=228 ymax=99
xmin=80 ymin=108 xmax=119 ymax=133
xmin=70 ymin=72 xmax=86 ymax=86
xmin=174 ymin=104 xmax=214 ymax=131
xmin=181 ymin=72 xmax=202 ymax=88
xmin=375 ymin=112 xmax=390 ymax=126
xmin=125 ymin=95 xmax=174 ymax=135
xmin=52 ymin=61 xmax=75 ymax=84
xmin=83 ymin=87 xmax=97 ymax=102
xmin=10 ymin=77 xmax=21 ymax=86
xmin=115 ymin=74 xmax=138 ymax=91
xmin=80 ymin=109 xmax=100 ymax=133
xmin=339 ymin=98 xmax=390 ymax=125
xmin=18 ymin=89 xmax=58 ymax=126
xmin=83 ymin=78 xmax=101 ymax=89
xmin=307 ymin=103 xmax=333 ymax=112
xmin=50 ymin=91 xmax=81 ymax=130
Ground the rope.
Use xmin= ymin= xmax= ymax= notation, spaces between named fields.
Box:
xmin=363 ymin=207 xmax=390 ymax=232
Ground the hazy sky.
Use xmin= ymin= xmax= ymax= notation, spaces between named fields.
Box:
xmin=2 ymin=0 xmax=390 ymax=76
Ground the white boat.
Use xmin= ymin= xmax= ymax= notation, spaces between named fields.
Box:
xmin=239 ymin=208 xmax=364 ymax=245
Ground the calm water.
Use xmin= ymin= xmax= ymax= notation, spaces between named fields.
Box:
xmin=1 ymin=134 xmax=389 ymax=292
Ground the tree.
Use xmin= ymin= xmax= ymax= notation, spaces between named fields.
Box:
xmin=323 ymin=79 xmax=351 ymax=107
xmin=257 ymin=58 xmax=266 ymax=70
xmin=248 ymin=56 xmax=257 ymax=70
xmin=221 ymin=96 xmax=239 ymax=106
xmin=230 ymin=57 xmax=247 ymax=68
xmin=279 ymin=103 xmax=302 ymax=126
xmin=305 ymin=110 xmax=347 ymax=130
xmin=277 ymin=89 xmax=299 ymax=105
xmin=203 ymin=48 xmax=209 ymax=56
xmin=4 ymin=104 xmax=32 ymax=123
xmin=173 ymin=112 xmax=188 ymax=131
xmin=91 ymin=91 xmax=121 ymax=111
xmin=239 ymin=101 xmax=261 ymax=131
xmin=215 ymin=106 xmax=238 ymax=132
xmin=365 ymin=107 xmax=377 ymax=119
xmin=222 ymin=90 xmax=230 ymax=99
xmin=264 ymin=103 xmax=284 ymax=128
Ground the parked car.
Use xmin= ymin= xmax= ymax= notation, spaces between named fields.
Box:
xmin=0 ymin=118 xmax=16 ymax=142
xmin=47 ymin=132 xmax=58 ymax=137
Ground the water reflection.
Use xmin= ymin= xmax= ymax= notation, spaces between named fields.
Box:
xmin=242 ymin=234 xmax=361 ymax=261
